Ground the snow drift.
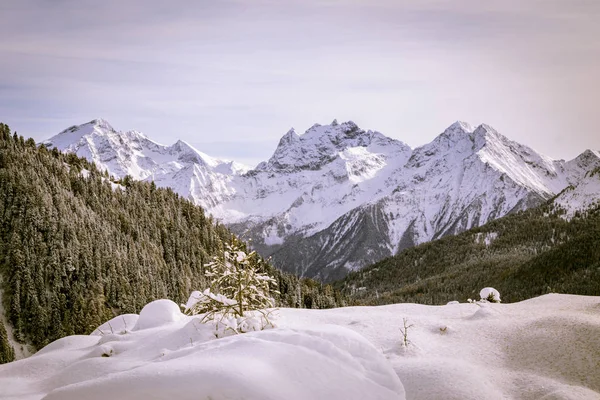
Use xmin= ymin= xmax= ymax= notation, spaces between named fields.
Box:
xmin=1 ymin=294 xmax=599 ymax=399
xmin=0 ymin=300 xmax=404 ymax=400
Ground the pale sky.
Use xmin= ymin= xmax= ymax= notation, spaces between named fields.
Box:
xmin=1 ymin=0 xmax=599 ymax=167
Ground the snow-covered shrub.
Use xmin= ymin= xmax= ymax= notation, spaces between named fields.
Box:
xmin=479 ymin=287 xmax=501 ymax=303
xmin=183 ymin=240 xmax=279 ymax=335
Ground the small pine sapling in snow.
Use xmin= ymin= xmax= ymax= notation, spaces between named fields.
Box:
xmin=486 ymin=293 xmax=498 ymax=303
xmin=183 ymin=239 xmax=279 ymax=335
xmin=400 ymin=318 xmax=414 ymax=348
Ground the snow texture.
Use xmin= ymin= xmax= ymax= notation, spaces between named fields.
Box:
xmin=2 ymin=294 xmax=599 ymax=400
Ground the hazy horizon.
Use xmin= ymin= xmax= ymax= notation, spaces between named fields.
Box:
xmin=2 ymin=0 xmax=599 ymax=166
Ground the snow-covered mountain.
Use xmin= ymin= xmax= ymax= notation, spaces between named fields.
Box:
xmin=45 ymin=119 xmax=600 ymax=281
xmin=46 ymin=119 xmax=248 ymax=210
xmin=552 ymin=158 xmax=600 ymax=218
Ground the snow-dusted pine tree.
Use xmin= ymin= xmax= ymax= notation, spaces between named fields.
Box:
xmin=183 ymin=239 xmax=279 ymax=333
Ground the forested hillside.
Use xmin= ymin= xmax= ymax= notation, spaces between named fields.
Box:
xmin=0 ymin=319 xmax=14 ymax=363
xmin=0 ymin=123 xmax=345 ymax=357
xmin=338 ymin=197 xmax=600 ymax=305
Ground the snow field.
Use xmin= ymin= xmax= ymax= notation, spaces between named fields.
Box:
xmin=1 ymin=294 xmax=598 ymax=399
xmin=281 ymin=294 xmax=600 ymax=400
xmin=0 ymin=300 xmax=404 ymax=400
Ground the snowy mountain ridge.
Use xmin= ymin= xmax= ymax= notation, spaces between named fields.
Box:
xmin=48 ymin=118 xmax=250 ymax=179
xmin=45 ymin=119 xmax=600 ymax=280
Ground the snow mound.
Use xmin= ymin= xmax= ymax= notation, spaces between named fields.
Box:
xmin=0 ymin=305 xmax=404 ymax=400
xmin=468 ymin=303 xmax=501 ymax=320
xmin=91 ymin=314 xmax=139 ymax=335
xmin=480 ymin=287 xmax=501 ymax=302
xmin=133 ymin=299 xmax=182 ymax=330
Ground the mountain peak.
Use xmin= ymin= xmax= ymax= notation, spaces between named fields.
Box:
xmin=567 ymin=148 xmax=600 ymax=173
xmin=89 ymin=118 xmax=114 ymax=130
xmin=471 ymin=123 xmax=518 ymax=151
xmin=578 ymin=149 xmax=600 ymax=160
xmin=436 ymin=122 xmax=508 ymax=152
xmin=47 ymin=118 xmax=113 ymax=150
xmin=410 ymin=121 xmax=515 ymax=169
xmin=278 ymin=128 xmax=300 ymax=147
xmin=299 ymin=120 xmax=361 ymax=135
xmin=424 ymin=120 xmax=477 ymax=153
xmin=172 ymin=138 xmax=191 ymax=149
xmin=435 ymin=121 xmax=475 ymax=143
xmin=446 ymin=120 xmax=474 ymax=133
xmin=61 ymin=118 xmax=115 ymax=136
xmin=170 ymin=140 xmax=221 ymax=168
xmin=340 ymin=120 xmax=358 ymax=131
xmin=299 ymin=120 xmax=365 ymax=143
xmin=45 ymin=119 xmax=251 ymax=181
xmin=53 ymin=118 xmax=120 ymax=141
xmin=260 ymin=120 xmax=408 ymax=172
xmin=436 ymin=121 xmax=509 ymax=147
xmin=473 ymin=123 xmax=497 ymax=136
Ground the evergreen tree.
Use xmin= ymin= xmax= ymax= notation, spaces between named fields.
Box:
xmin=0 ymin=320 xmax=15 ymax=364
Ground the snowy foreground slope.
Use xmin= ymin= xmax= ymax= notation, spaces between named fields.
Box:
xmin=2 ymin=294 xmax=599 ymax=400
xmin=45 ymin=120 xmax=600 ymax=280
